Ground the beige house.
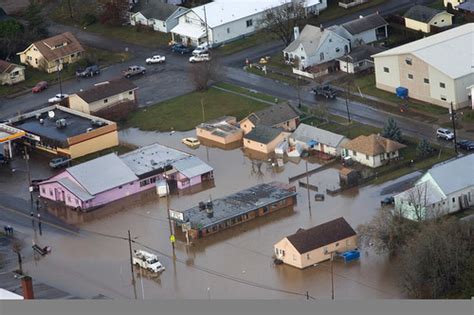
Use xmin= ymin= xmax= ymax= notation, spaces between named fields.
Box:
xmin=240 ymin=104 xmax=300 ymax=135
xmin=243 ymin=126 xmax=290 ymax=155
xmin=68 ymin=79 xmax=138 ymax=115
xmin=341 ymin=134 xmax=406 ymax=168
xmin=372 ymin=23 xmax=474 ymax=109
xmin=0 ymin=60 xmax=25 ymax=85
xmin=274 ymin=217 xmax=357 ymax=269
xmin=17 ymin=32 xmax=85 ymax=73
xmin=404 ymin=5 xmax=453 ymax=33
xmin=196 ymin=116 xmax=243 ymax=148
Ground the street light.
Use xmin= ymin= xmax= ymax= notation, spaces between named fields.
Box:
xmin=56 ymin=60 xmax=63 ymax=96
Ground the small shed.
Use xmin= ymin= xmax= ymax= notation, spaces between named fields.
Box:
xmin=339 ymin=167 xmax=359 ymax=186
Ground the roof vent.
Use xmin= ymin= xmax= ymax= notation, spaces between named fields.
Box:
xmin=56 ymin=119 xmax=67 ymax=129
xmin=39 ymin=119 xmax=44 ymax=124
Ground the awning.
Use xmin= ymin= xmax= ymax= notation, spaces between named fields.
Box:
xmin=171 ymin=23 xmax=206 ymax=40
xmin=0 ymin=124 xmax=25 ymax=143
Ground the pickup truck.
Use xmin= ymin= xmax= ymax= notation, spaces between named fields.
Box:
xmin=311 ymin=85 xmax=337 ymax=99
xmin=123 ymin=65 xmax=146 ymax=78
xmin=189 ymin=54 xmax=210 ymax=63
xmin=381 ymin=196 xmax=395 ymax=206
xmin=49 ymin=157 xmax=71 ymax=169
xmin=76 ymin=65 xmax=100 ymax=78
xmin=145 ymin=55 xmax=166 ymax=64
xmin=133 ymin=249 xmax=165 ymax=273
xmin=171 ymin=44 xmax=193 ymax=55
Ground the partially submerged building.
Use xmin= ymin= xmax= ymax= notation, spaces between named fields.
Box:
xmin=196 ymin=116 xmax=243 ymax=148
xmin=240 ymin=104 xmax=300 ymax=134
xmin=289 ymin=123 xmax=348 ymax=156
xmin=243 ymin=125 xmax=290 ymax=155
xmin=274 ymin=217 xmax=357 ymax=269
xmin=8 ymin=105 xmax=119 ymax=159
xmin=38 ymin=143 xmax=214 ymax=210
xmin=170 ymin=182 xmax=297 ymax=239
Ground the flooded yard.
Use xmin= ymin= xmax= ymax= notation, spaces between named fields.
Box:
xmin=19 ymin=128 xmax=409 ymax=299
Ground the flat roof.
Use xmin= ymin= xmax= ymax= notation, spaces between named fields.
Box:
xmin=0 ymin=124 xmax=25 ymax=143
xmin=9 ymin=105 xmax=113 ymax=147
xmin=176 ymin=182 xmax=296 ymax=229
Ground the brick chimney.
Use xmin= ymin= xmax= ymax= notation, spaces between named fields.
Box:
xmin=20 ymin=276 xmax=34 ymax=299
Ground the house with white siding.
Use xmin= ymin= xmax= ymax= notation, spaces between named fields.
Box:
xmin=289 ymin=123 xmax=348 ymax=156
xmin=372 ymin=23 xmax=474 ymax=109
xmin=394 ymin=154 xmax=474 ymax=221
xmin=130 ymin=0 xmax=188 ymax=33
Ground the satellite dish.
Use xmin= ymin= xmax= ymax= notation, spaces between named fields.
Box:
xmin=48 ymin=111 xmax=55 ymax=118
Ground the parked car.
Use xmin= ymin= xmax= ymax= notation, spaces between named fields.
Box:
xmin=171 ymin=44 xmax=193 ymax=55
xmin=381 ymin=196 xmax=394 ymax=206
xmin=436 ymin=128 xmax=454 ymax=140
xmin=311 ymin=85 xmax=337 ymax=99
xmin=189 ymin=54 xmax=210 ymax=63
xmin=48 ymin=93 xmax=69 ymax=104
xmin=192 ymin=45 xmax=209 ymax=56
xmin=182 ymin=137 xmax=200 ymax=148
xmin=133 ymin=249 xmax=165 ymax=273
xmin=457 ymin=140 xmax=474 ymax=151
xmin=49 ymin=157 xmax=71 ymax=169
xmin=146 ymin=55 xmax=166 ymax=64
xmin=76 ymin=65 xmax=100 ymax=78
xmin=32 ymin=81 xmax=48 ymax=93
xmin=123 ymin=65 xmax=146 ymax=78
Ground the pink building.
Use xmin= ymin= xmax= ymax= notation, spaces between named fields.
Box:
xmin=38 ymin=143 xmax=214 ymax=211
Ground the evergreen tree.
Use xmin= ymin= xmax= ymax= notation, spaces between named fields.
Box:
xmin=382 ymin=118 xmax=402 ymax=142
xmin=416 ymin=139 xmax=434 ymax=158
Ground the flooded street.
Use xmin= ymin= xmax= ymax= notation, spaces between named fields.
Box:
xmin=16 ymin=128 xmax=410 ymax=299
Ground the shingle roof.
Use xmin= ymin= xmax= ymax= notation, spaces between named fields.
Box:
xmin=341 ymin=13 xmax=388 ymax=35
xmin=67 ymin=153 xmax=138 ymax=195
xmin=425 ymin=154 xmax=474 ymax=196
xmin=287 ymin=217 xmax=356 ymax=254
xmin=27 ymin=32 xmax=85 ymax=63
xmin=76 ymin=79 xmax=138 ymax=104
xmin=372 ymin=23 xmax=473 ymax=79
xmin=244 ymin=125 xmax=283 ymax=144
xmin=0 ymin=60 xmax=23 ymax=74
xmin=404 ymin=5 xmax=442 ymax=23
xmin=0 ymin=7 xmax=11 ymax=21
xmin=337 ymin=45 xmax=385 ymax=63
xmin=284 ymin=25 xmax=348 ymax=56
xmin=457 ymin=0 xmax=474 ymax=12
xmin=131 ymin=0 xmax=182 ymax=21
xmin=291 ymin=123 xmax=347 ymax=148
xmin=249 ymin=104 xmax=299 ymax=127
xmin=342 ymin=134 xmax=406 ymax=156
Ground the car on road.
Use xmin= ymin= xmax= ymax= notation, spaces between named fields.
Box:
xmin=49 ymin=157 xmax=71 ymax=169
xmin=123 ymin=65 xmax=146 ymax=78
xmin=189 ymin=54 xmax=210 ymax=63
xmin=146 ymin=55 xmax=166 ymax=64
xmin=381 ymin=196 xmax=394 ymax=206
xmin=171 ymin=44 xmax=193 ymax=55
xmin=436 ymin=128 xmax=454 ymax=140
xmin=192 ymin=45 xmax=209 ymax=56
xmin=76 ymin=65 xmax=100 ymax=78
xmin=182 ymin=137 xmax=200 ymax=148
xmin=457 ymin=140 xmax=474 ymax=151
xmin=48 ymin=93 xmax=69 ymax=104
xmin=32 ymin=81 xmax=48 ymax=93
xmin=311 ymin=85 xmax=337 ymax=99
xmin=133 ymin=249 xmax=165 ymax=273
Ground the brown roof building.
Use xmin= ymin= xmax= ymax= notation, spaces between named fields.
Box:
xmin=18 ymin=32 xmax=85 ymax=73
xmin=240 ymin=104 xmax=300 ymax=134
xmin=274 ymin=217 xmax=358 ymax=269
xmin=341 ymin=134 xmax=406 ymax=168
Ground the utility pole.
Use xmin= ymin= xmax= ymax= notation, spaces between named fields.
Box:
xmin=128 ymin=230 xmax=138 ymax=300
xmin=56 ymin=61 xmax=63 ymax=96
xmin=330 ymin=252 xmax=334 ymax=300
xmin=165 ymin=179 xmax=175 ymax=256
xmin=450 ymin=102 xmax=458 ymax=154
xmin=203 ymin=5 xmax=210 ymax=48
xmin=344 ymin=56 xmax=351 ymax=123
xmin=24 ymin=146 xmax=33 ymax=209
xmin=297 ymin=75 xmax=302 ymax=108
xmin=201 ymin=98 xmax=205 ymax=122
xmin=305 ymin=160 xmax=312 ymax=216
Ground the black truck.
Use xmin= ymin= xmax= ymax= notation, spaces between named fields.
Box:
xmin=311 ymin=85 xmax=337 ymax=99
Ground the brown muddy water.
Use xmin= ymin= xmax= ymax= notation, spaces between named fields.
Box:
xmin=19 ymin=128 xmax=417 ymax=299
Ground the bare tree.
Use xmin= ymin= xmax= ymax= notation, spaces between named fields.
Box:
xmin=11 ymin=239 xmax=24 ymax=274
xmin=402 ymin=182 xmax=444 ymax=222
xmin=260 ymin=2 xmax=306 ymax=46
xmin=189 ymin=53 xmax=221 ymax=91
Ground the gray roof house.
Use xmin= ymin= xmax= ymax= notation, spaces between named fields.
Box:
xmin=394 ymin=154 xmax=474 ymax=221
xmin=130 ymin=0 xmax=188 ymax=33
xmin=336 ymin=44 xmax=385 ymax=73
xmin=339 ymin=13 xmax=388 ymax=46
xmin=403 ymin=5 xmax=453 ymax=33
xmin=290 ymin=123 xmax=349 ymax=156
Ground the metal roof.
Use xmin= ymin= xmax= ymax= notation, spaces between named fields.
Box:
xmin=57 ymin=177 xmax=94 ymax=201
xmin=425 ymin=154 xmax=474 ymax=196
xmin=67 ymin=153 xmax=138 ymax=195
xmin=173 ymin=156 xmax=213 ymax=179
xmin=290 ymin=123 xmax=347 ymax=148
xmin=341 ymin=13 xmax=388 ymax=35
xmin=131 ymin=0 xmax=183 ymax=21
xmin=372 ymin=23 xmax=474 ymax=79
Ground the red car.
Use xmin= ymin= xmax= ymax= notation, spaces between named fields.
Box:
xmin=32 ymin=81 xmax=48 ymax=93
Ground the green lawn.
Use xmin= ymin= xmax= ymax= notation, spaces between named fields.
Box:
xmin=246 ymin=66 xmax=309 ymax=86
xmin=218 ymin=32 xmax=276 ymax=56
xmin=307 ymin=0 xmax=386 ymax=25
xmin=125 ymin=88 xmax=269 ymax=131
xmin=213 ymin=82 xmax=280 ymax=103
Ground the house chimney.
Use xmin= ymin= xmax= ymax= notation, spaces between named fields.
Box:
xmin=20 ymin=276 xmax=34 ymax=299
xmin=320 ymin=24 xmax=324 ymax=31
xmin=293 ymin=26 xmax=300 ymax=40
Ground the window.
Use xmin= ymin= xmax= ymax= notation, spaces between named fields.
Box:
xmin=405 ymin=59 xmax=412 ymax=65
xmin=380 ymin=153 xmax=385 ymax=161
xmin=306 ymin=254 xmax=310 ymax=260
xmin=440 ymin=82 xmax=446 ymax=88
xmin=352 ymin=150 xmax=356 ymax=156
xmin=70 ymin=53 xmax=75 ymax=58
xmin=335 ymin=48 xmax=340 ymax=52
xmin=119 ymin=185 xmax=123 ymax=189
xmin=320 ymin=52 xmax=324 ymax=61
xmin=441 ymin=19 xmax=445 ymax=22
xmin=424 ymin=78 xmax=429 ymax=84
xmin=441 ymin=95 xmax=447 ymax=101
xmin=366 ymin=154 xmax=369 ymax=160
xmin=247 ymin=140 xmax=250 ymax=144
xmin=49 ymin=189 xmax=53 ymax=196
xmin=408 ymin=74 xmax=413 ymax=80
xmin=358 ymin=61 xmax=364 ymax=67
xmin=335 ymin=242 xmax=339 ymax=247
xmin=104 ymin=99 xmax=108 ymax=103
xmin=68 ymin=196 xmax=71 ymax=202
xmin=383 ymin=67 xmax=389 ymax=73
xmin=329 ymin=39 xmax=332 ymax=42
xmin=129 ymin=91 xmax=133 ymax=95
xmin=246 ymin=19 xmax=253 ymax=27
xmin=41 ymin=188 xmax=45 ymax=194
xmin=227 ymin=27 xmax=230 ymax=34
xmin=452 ymin=197 xmax=455 ymax=203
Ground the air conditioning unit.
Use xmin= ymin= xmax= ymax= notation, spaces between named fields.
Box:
xmin=56 ymin=119 xmax=67 ymax=128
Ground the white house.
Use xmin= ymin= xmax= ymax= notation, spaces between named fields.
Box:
xmin=336 ymin=45 xmax=385 ymax=74
xmin=299 ymin=0 xmax=328 ymax=15
xmin=130 ymin=0 xmax=187 ymax=33
xmin=289 ymin=123 xmax=348 ymax=156
xmin=372 ymin=23 xmax=474 ymax=109
xmin=339 ymin=13 xmax=388 ymax=47
xmin=394 ymin=154 xmax=474 ymax=221
xmin=341 ymin=134 xmax=406 ymax=168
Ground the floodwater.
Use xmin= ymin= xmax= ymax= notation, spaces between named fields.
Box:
xmin=19 ymin=128 xmax=411 ymax=299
